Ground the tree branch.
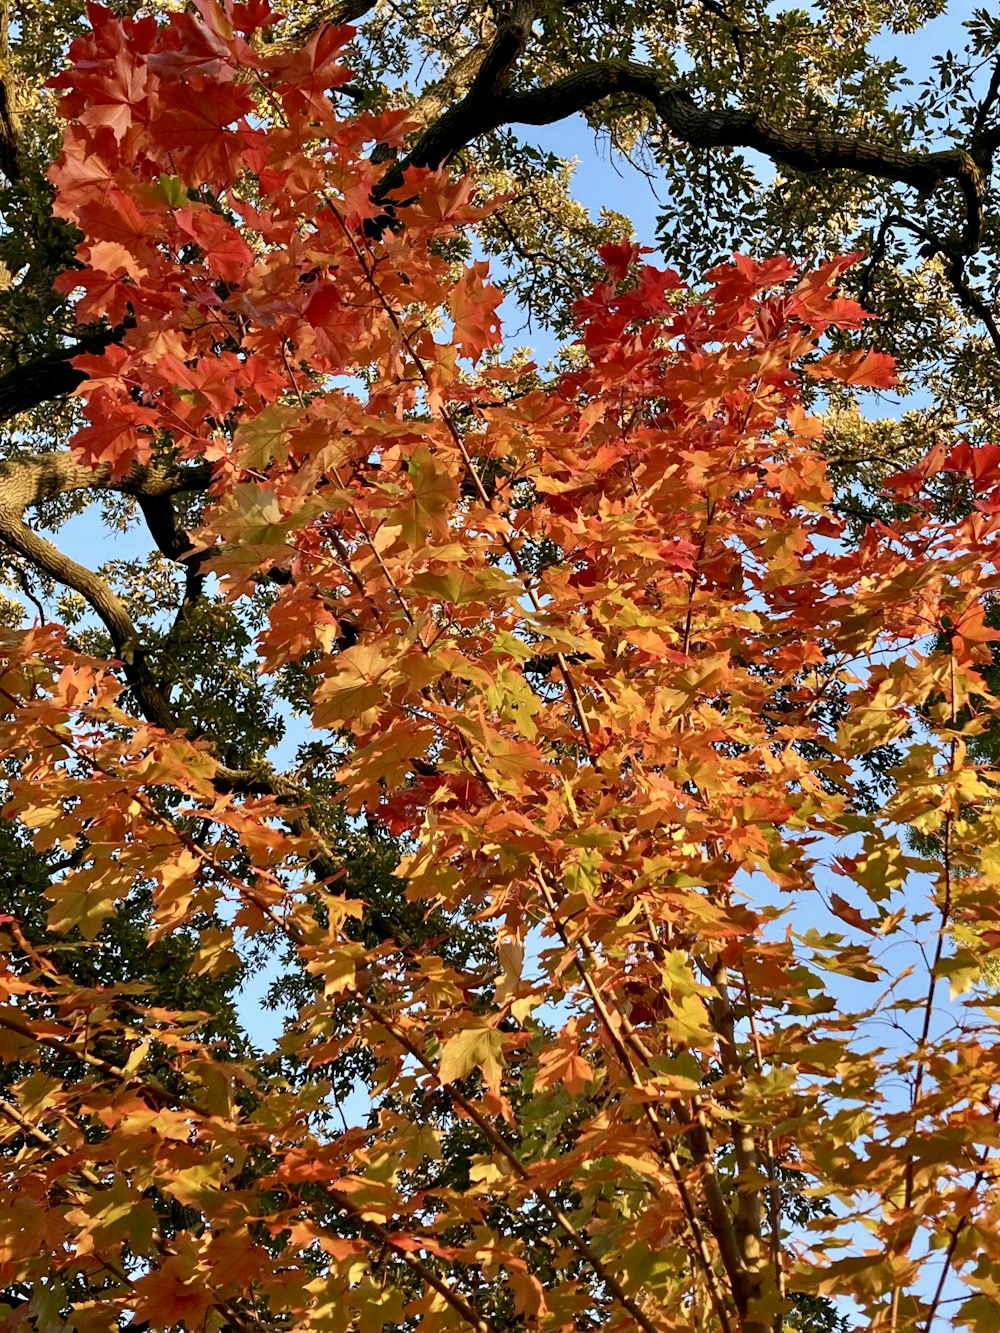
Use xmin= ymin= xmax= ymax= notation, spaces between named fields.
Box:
xmin=306 ymin=0 xmax=377 ymax=24
xmin=0 ymin=451 xmax=212 ymax=729
xmin=0 ymin=507 xmax=176 ymax=728
xmin=411 ymin=42 xmax=492 ymax=128
xmin=375 ymin=0 xmax=538 ymax=196
xmin=0 ymin=1 xmax=21 ymax=184
xmin=277 ymin=0 xmax=377 ymax=44
xmin=0 ymin=451 xmax=341 ymax=851
xmin=0 ymin=450 xmax=212 ymax=512
xmin=870 ymin=212 xmax=1000 ymax=357
xmin=0 ymin=324 xmax=128 ymax=425
xmin=380 ymin=58 xmax=987 ymax=252
xmin=136 ymin=491 xmax=212 ymax=673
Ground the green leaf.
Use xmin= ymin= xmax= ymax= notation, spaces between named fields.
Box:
xmin=154 ymin=173 xmax=186 ymax=208
xmin=958 ymin=1295 xmax=1000 ymax=1333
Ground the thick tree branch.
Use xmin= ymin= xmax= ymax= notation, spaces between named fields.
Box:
xmin=374 ymin=0 xmax=537 ymax=197
xmin=411 ymin=42 xmax=492 ymax=127
xmin=0 ymin=451 xmax=212 ymax=730
xmin=0 ymin=452 xmax=217 ymax=687
xmin=461 ymin=0 xmax=537 ymax=101
xmin=381 ymin=0 xmax=537 ymax=165
xmin=0 ymin=75 xmax=20 ymax=184
xmin=380 ymin=58 xmax=987 ymax=253
xmin=0 ymin=324 xmax=127 ymax=424
xmin=277 ymin=0 xmax=376 ymax=44
xmin=0 ymin=450 xmax=212 ymax=512
xmin=0 ymin=2 xmax=21 ymax=183
xmin=0 ymin=451 xmax=341 ymax=852
xmin=304 ymin=0 xmax=377 ymax=24
xmin=136 ymin=491 xmax=213 ymax=670
xmin=0 ymin=508 xmax=176 ymax=728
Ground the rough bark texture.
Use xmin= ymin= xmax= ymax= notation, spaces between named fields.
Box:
xmin=0 ymin=451 xmax=212 ymax=512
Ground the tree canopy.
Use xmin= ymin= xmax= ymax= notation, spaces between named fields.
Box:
xmin=1 ymin=4 xmax=1000 ymax=1332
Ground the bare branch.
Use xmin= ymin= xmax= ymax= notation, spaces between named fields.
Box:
xmin=381 ymin=58 xmax=987 ymax=253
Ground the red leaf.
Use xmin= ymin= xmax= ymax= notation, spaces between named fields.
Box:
xmin=804 ymin=348 xmax=897 ymax=387
xmin=829 ymin=893 xmax=877 ymax=935
xmin=447 ymin=260 xmax=504 ymax=362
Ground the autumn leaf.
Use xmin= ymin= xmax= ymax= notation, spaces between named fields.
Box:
xmin=387 ymin=446 xmax=460 ymax=546
xmin=14 ymin=5 xmax=1000 ymax=1330
xmin=311 ymin=643 xmax=403 ymax=729
xmin=804 ymin=347 xmax=897 ymax=387
xmin=439 ymin=1025 xmax=505 ymax=1092
xmin=534 ymin=1042 xmax=594 ymax=1097
xmin=447 ymin=260 xmax=504 ymax=362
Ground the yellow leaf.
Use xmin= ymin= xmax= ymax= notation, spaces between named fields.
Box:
xmin=311 ymin=643 xmax=402 ymax=729
xmin=438 ymin=1026 xmax=505 ymax=1092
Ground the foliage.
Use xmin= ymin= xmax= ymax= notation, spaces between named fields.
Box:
xmin=0 ymin=7 xmax=999 ymax=1333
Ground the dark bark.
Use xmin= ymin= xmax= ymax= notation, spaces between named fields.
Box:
xmin=381 ymin=58 xmax=986 ymax=252
xmin=0 ymin=324 xmax=126 ymax=425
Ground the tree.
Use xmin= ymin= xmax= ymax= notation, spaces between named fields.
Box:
xmin=2 ymin=0 xmax=1000 ymax=436
xmin=0 ymin=0 xmax=993 ymax=984
xmin=1 ymin=6 xmax=999 ymax=1332
xmin=0 ymin=0 xmax=994 ymax=907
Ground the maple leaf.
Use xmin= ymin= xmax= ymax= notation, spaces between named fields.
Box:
xmin=338 ymin=723 xmax=437 ymax=798
xmin=311 ymin=643 xmax=403 ymax=730
xmin=174 ymin=206 xmax=255 ymax=284
xmin=942 ymin=440 xmax=1000 ymax=490
xmin=829 ymin=892 xmax=878 ymax=935
xmin=132 ymin=1255 xmax=215 ymax=1328
xmin=597 ymin=238 xmax=649 ymax=282
xmin=78 ymin=46 xmax=150 ymax=141
xmin=150 ymin=81 xmax=256 ymax=186
xmin=71 ymin=385 xmax=157 ymax=474
xmin=210 ymin=482 xmax=323 ymax=547
xmin=447 ymin=260 xmax=504 ymax=362
xmin=263 ymin=20 xmax=355 ymax=119
xmin=74 ymin=187 xmax=163 ymax=276
xmin=439 ymin=1025 xmax=505 ymax=1093
xmin=534 ymin=1041 xmax=594 ymax=1097
xmin=234 ymin=402 xmax=299 ymax=470
xmin=304 ymin=283 xmax=345 ymax=330
xmin=26 ymin=4 xmax=1000 ymax=1328
xmin=804 ymin=348 xmax=898 ymax=387
xmin=48 ymin=132 xmax=119 ymax=215
xmin=386 ymin=446 xmax=460 ymax=546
